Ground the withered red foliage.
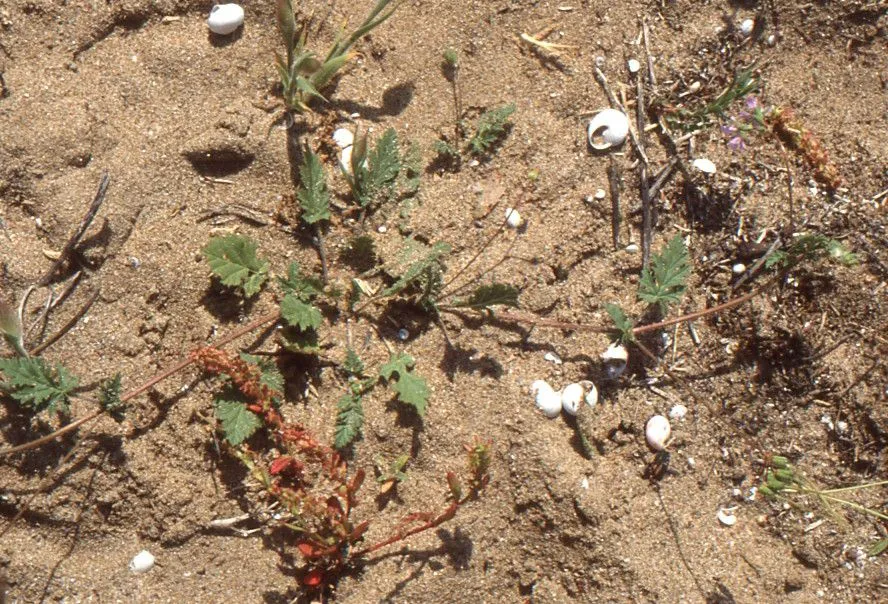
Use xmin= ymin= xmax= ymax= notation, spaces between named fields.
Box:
xmin=769 ymin=107 xmax=842 ymax=191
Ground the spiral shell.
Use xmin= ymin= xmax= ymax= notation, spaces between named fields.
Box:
xmin=587 ymin=109 xmax=629 ymax=151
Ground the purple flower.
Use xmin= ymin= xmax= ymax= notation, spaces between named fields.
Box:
xmin=744 ymin=96 xmax=760 ymax=111
xmin=727 ymin=136 xmax=746 ymax=152
xmin=721 ymin=124 xmax=738 ymax=136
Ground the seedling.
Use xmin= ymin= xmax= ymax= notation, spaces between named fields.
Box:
xmin=468 ymin=104 xmax=516 ymax=157
xmin=662 ymin=69 xmax=760 ymax=132
xmin=342 ymin=127 xmax=420 ymax=217
xmin=202 ymin=234 xmax=270 ymax=299
xmin=276 ymin=0 xmax=403 ymax=113
xmin=0 ymin=357 xmax=78 ymax=417
xmin=759 ymin=454 xmax=888 ymax=526
xmin=375 ymin=453 xmax=409 ymax=494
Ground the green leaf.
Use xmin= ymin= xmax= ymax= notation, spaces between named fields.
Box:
xmin=766 ymin=234 xmax=858 ymax=269
xmin=0 ymin=299 xmax=26 ymax=357
xmin=240 ymin=353 xmax=284 ymax=397
xmin=334 ymin=392 xmax=364 ymax=449
xmin=353 ymin=128 xmax=401 ymax=208
xmin=379 ymin=353 xmax=429 ymax=416
xmin=215 ymin=398 xmax=263 ymax=445
xmin=469 ymin=104 xmax=515 ymax=156
xmin=280 ymin=294 xmax=322 ymax=331
xmin=99 ymin=373 xmax=126 ymax=421
xmin=278 ymin=326 xmax=320 ymax=354
xmin=605 ymin=303 xmax=634 ymax=343
xmin=869 ymin=538 xmax=888 ymax=557
xmin=297 ymin=147 xmax=331 ymax=225
xmin=343 ymin=348 xmax=365 ymax=377
xmin=278 ymin=262 xmax=323 ymax=302
xmin=276 ymin=0 xmax=297 ymax=52
xmin=452 ymin=283 xmax=519 ymax=310
xmin=202 ymin=235 xmax=269 ymax=298
xmin=0 ymin=357 xmax=78 ymax=416
xmin=638 ymin=235 xmax=691 ymax=312
xmin=382 ymin=240 xmax=451 ymax=297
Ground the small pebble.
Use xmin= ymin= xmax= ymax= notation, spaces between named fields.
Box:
xmin=687 ymin=81 xmax=702 ymax=93
xmin=766 ymin=34 xmax=777 ymax=46
xmin=130 ymin=550 xmax=155 ymax=573
xmin=624 ymin=243 xmax=639 ymax=253
xmin=207 ymin=3 xmax=244 ymax=35
xmin=627 ymin=58 xmax=641 ymax=74
xmin=594 ymin=188 xmax=607 ymax=200
xmin=397 ymin=328 xmax=409 ymax=341
xmin=739 ymin=18 xmax=754 ymax=36
xmin=668 ymin=404 xmax=688 ymax=420
xmin=732 ymin=263 xmax=746 ymax=275
xmin=377 ymin=225 xmax=388 ymax=233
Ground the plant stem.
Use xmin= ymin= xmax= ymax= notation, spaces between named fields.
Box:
xmin=351 ymin=499 xmax=459 ymax=558
xmin=0 ymin=310 xmax=282 ymax=458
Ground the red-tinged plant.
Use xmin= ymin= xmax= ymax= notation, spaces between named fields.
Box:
xmin=768 ymin=106 xmax=842 ymax=191
xmin=193 ymin=346 xmax=492 ymax=592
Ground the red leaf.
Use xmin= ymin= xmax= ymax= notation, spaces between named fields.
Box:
xmin=269 ymin=456 xmax=302 ymax=476
xmin=303 ymin=567 xmax=324 ymax=587
xmin=297 ymin=542 xmax=321 ymax=558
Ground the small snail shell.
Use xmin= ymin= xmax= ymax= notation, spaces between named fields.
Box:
xmin=129 ymin=550 xmax=155 ymax=573
xmin=207 ymin=4 xmax=245 ymax=35
xmin=587 ymin=109 xmax=629 ymax=151
xmin=531 ymin=380 xmax=561 ymax=418
xmin=668 ymin=404 xmax=688 ymax=420
xmin=645 ymin=415 xmax=672 ymax=451
xmin=582 ymin=380 xmax=599 ymax=408
xmin=601 ymin=342 xmax=628 ymax=379
xmin=505 ymin=207 xmax=524 ymax=229
xmin=560 ymin=383 xmax=584 ymax=415
xmin=691 ymin=158 xmax=717 ymax=174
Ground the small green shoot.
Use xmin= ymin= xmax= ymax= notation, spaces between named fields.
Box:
xmin=334 ymin=390 xmax=365 ymax=450
xmin=766 ymin=234 xmax=858 ymax=269
xmin=375 ymin=453 xmax=409 ymax=494
xmin=469 ymin=104 xmax=515 ymax=156
xmin=296 ymin=146 xmax=331 ymax=225
xmin=667 ymin=69 xmax=760 ymax=131
xmin=276 ymin=0 xmax=403 ymax=113
xmin=379 ymin=353 xmax=429 ymax=416
xmin=451 ymin=283 xmax=519 ymax=312
xmin=759 ymin=455 xmax=888 ymax=526
xmin=0 ymin=357 xmax=78 ymax=416
xmin=98 ymin=373 xmax=126 ymax=421
xmin=605 ymin=303 xmax=635 ymax=344
xmin=203 ymin=235 xmax=269 ymax=298
xmin=278 ymin=262 xmax=325 ymax=353
xmin=382 ymin=240 xmax=451 ymax=305
xmin=638 ymin=235 xmax=691 ymax=313
xmin=280 ymin=295 xmax=323 ymax=331
xmin=345 ymin=128 xmax=403 ymax=211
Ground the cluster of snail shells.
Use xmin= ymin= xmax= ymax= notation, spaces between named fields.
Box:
xmin=532 ymin=379 xmax=598 ymax=419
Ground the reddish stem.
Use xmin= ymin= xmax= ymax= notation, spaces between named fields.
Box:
xmin=351 ymin=499 xmax=460 ymax=558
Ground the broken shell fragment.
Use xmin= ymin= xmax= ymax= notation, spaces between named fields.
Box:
xmin=601 ymin=342 xmax=628 ymax=379
xmin=582 ymin=380 xmax=599 ymax=408
xmin=560 ymin=383 xmax=585 ymax=415
xmin=717 ymin=508 xmax=738 ymax=526
xmin=332 ymin=127 xmax=355 ymax=174
xmin=586 ymin=109 xmax=629 ymax=151
xmin=692 ymin=158 xmax=717 ymax=174
xmin=207 ymin=4 xmax=244 ymax=35
xmin=531 ymin=380 xmax=561 ymax=418
xmin=645 ymin=415 xmax=672 ymax=451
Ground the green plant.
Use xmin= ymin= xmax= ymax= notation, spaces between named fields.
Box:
xmin=765 ymin=234 xmax=857 ymax=269
xmin=638 ymin=235 xmax=691 ymax=314
xmin=375 ymin=453 xmax=409 ymax=493
xmin=0 ymin=357 xmax=79 ymax=416
xmin=469 ymin=104 xmax=516 ymax=156
xmin=0 ymin=299 xmax=26 ymax=357
xmin=759 ymin=455 xmax=888 ymax=525
xmin=296 ymin=146 xmax=331 ymax=226
xmin=664 ymin=69 xmax=760 ymax=131
xmin=343 ymin=127 xmax=420 ymax=214
xmin=202 ymin=234 xmax=270 ymax=298
xmin=276 ymin=0 xmax=403 ymax=113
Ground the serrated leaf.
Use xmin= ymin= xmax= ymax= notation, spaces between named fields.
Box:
xmin=99 ymin=373 xmax=126 ymax=421
xmin=278 ymin=262 xmax=323 ymax=302
xmin=353 ymin=128 xmax=401 ymax=208
xmin=453 ymin=283 xmax=519 ymax=310
xmin=605 ymin=303 xmax=634 ymax=343
xmin=215 ymin=398 xmax=262 ymax=445
xmin=278 ymin=326 xmax=320 ymax=354
xmin=869 ymin=538 xmax=888 ymax=557
xmin=202 ymin=235 xmax=269 ymax=298
xmin=638 ymin=235 xmax=691 ymax=311
xmin=334 ymin=392 xmax=364 ymax=449
xmin=379 ymin=353 xmax=428 ymax=416
xmin=280 ymin=294 xmax=322 ymax=331
xmin=382 ymin=241 xmax=451 ymax=297
xmin=0 ymin=357 xmax=78 ymax=416
xmin=469 ymin=104 xmax=515 ymax=156
xmin=240 ymin=353 xmax=284 ymax=397
xmin=343 ymin=348 xmax=365 ymax=376
xmin=297 ymin=148 xmax=331 ymax=225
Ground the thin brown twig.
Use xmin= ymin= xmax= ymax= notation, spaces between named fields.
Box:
xmin=38 ymin=172 xmax=110 ymax=287
xmin=29 ymin=288 xmax=100 ymax=356
xmin=608 ymin=157 xmax=622 ymax=250
xmin=0 ymin=309 xmax=282 ymax=458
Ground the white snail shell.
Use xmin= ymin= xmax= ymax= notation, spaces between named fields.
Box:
xmin=505 ymin=207 xmax=524 ymax=229
xmin=587 ymin=109 xmax=629 ymax=151
xmin=601 ymin=342 xmax=628 ymax=379
xmin=668 ymin=404 xmax=688 ymax=420
xmin=645 ymin=415 xmax=672 ymax=451
xmin=129 ymin=550 xmax=155 ymax=573
xmin=582 ymin=380 xmax=599 ymax=408
xmin=332 ymin=127 xmax=355 ymax=174
xmin=207 ymin=4 xmax=245 ymax=35
xmin=560 ymin=383 xmax=585 ymax=415
xmin=691 ymin=158 xmax=717 ymax=174
xmin=531 ymin=380 xmax=561 ymax=418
